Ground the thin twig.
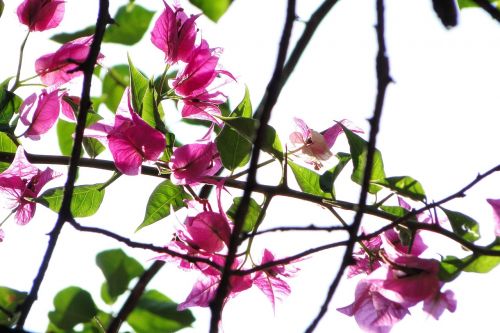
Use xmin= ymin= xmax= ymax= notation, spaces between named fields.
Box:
xmin=305 ymin=0 xmax=391 ymax=331
xmin=471 ymin=0 xmax=500 ymax=22
xmin=208 ymin=1 xmax=297 ymax=331
xmin=15 ymin=1 xmax=112 ymax=328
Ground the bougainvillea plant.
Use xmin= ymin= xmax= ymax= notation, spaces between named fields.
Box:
xmin=0 ymin=0 xmax=498 ymax=333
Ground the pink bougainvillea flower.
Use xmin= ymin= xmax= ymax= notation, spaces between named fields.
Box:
xmin=381 ymin=228 xmax=427 ymax=258
xmin=19 ymin=87 xmax=63 ymax=140
xmin=254 ymin=249 xmax=298 ymax=311
xmin=178 ymin=89 xmax=227 ymax=126
xmin=151 ymin=0 xmax=199 ymax=64
xmin=486 ymin=198 xmax=500 ymax=237
xmin=337 ymin=275 xmax=410 ymax=333
xmin=182 ymin=211 xmax=231 ymax=253
xmin=17 ymin=0 xmax=65 ymax=32
xmin=347 ymin=233 xmax=383 ymax=278
xmin=35 ymin=36 xmax=103 ymax=86
xmin=0 ymin=147 xmax=60 ymax=225
xmin=85 ymin=89 xmax=166 ymax=175
xmin=172 ymin=40 xmax=233 ymax=97
xmin=178 ymin=256 xmax=253 ymax=311
xmin=289 ymin=118 xmax=363 ymax=170
xmin=169 ymin=141 xmax=222 ymax=185
xmin=422 ymin=289 xmax=456 ymax=320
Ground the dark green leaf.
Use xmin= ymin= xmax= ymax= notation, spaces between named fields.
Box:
xmin=102 ymin=64 xmax=129 ymax=113
xmin=0 ymin=132 xmax=17 ymax=173
xmin=439 ymin=255 xmax=466 ymax=282
xmin=127 ymin=290 xmax=195 ymax=333
xmin=104 ymin=3 xmax=155 ymax=45
xmin=83 ymin=138 xmax=105 ymax=158
xmin=342 ymin=125 xmax=386 ymax=193
xmin=380 ymin=205 xmax=409 ymax=218
xmin=219 ymin=116 xmax=283 ymax=161
xmin=51 ymin=26 xmax=96 ymax=44
xmin=137 ymin=180 xmax=191 ymax=230
xmin=0 ymin=286 xmax=27 ymax=326
xmin=227 ymin=197 xmax=262 ymax=233
xmin=56 ymin=119 xmax=76 ymax=156
xmin=215 ymin=88 xmax=253 ymax=170
xmin=441 ymin=207 xmax=480 ymax=242
xmin=319 ymin=153 xmax=351 ymax=198
xmin=0 ymin=87 xmax=21 ymax=129
xmin=96 ymin=249 xmax=144 ymax=304
xmin=375 ymin=176 xmax=426 ymax=201
xmin=289 ymin=161 xmax=332 ymax=198
xmin=37 ymin=184 xmax=105 ymax=217
xmin=128 ymin=55 xmax=149 ymax=115
xmin=189 ymin=0 xmax=233 ymax=22
xmin=48 ymin=287 xmax=97 ymax=330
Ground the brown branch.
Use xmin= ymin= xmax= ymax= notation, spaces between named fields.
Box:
xmin=106 ymin=261 xmax=165 ymax=333
xmin=16 ymin=2 xmax=113 ymax=328
xmin=471 ymin=0 xmax=500 ymax=22
xmin=305 ymin=0 xmax=391 ymax=331
xmin=208 ymin=1 xmax=297 ymax=331
xmin=240 ymin=224 xmax=347 ymax=240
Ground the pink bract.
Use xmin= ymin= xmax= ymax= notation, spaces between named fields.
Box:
xmin=422 ymin=289 xmax=457 ymax=320
xmin=151 ymin=1 xmax=199 ymax=64
xmin=35 ymin=36 xmax=103 ymax=86
xmin=169 ymin=141 xmax=222 ymax=185
xmin=0 ymin=147 xmax=60 ymax=225
xmin=19 ymin=88 xmax=63 ymax=140
xmin=17 ymin=0 xmax=65 ymax=32
xmin=486 ymin=198 xmax=500 ymax=237
xmin=183 ymin=211 xmax=231 ymax=253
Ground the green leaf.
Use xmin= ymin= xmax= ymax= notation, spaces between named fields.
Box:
xmin=127 ymin=290 xmax=195 ymax=333
xmin=0 ymin=87 xmax=22 ymax=129
xmin=441 ymin=207 xmax=480 ymax=242
xmin=83 ymin=137 xmax=105 ymax=158
xmin=219 ymin=116 xmax=283 ymax=161
xmin=439 ymin=255 xmax=466 ymax=282
xmin=48 ymin=287 xmax=97 ymax=330
xmin=439 ymin=244 xmax=500 ymax=281
xmin=37 ymin=184 xmax=105 ymax=217
xmin=226 ymin=197 xmax=262 ymax=233
xmin=137 ymin=180 xmax=191 ymax=231
xmin=102 ymin=64 xmax=129 ymax=113
xmin=50 ymin=26 xmax=96 ymax=44
xmin=289 ymin=161 xmax=332 ymax=199
xmin=375 ymin=176 xmax=426 ymax=201
xmin=56 ymin=119 xmax=76 ymax=156
xmin=128 ymin=55 xmax=149 ymax=115
xmin=0 ymin=286 xmax=27 ymax=326
xmin=463 ymin=244 xmax=500 ymax=273
xmin=215 ymin=88 xmax=253 ymax=170
xmin=96 ymin=249 xmax=144 ymax=304
xmin=142 ymin=83 xmax=167 ymax=134
xmin=0 ymin=132 xmax=17 ymax=173
xmin=319 ymin=153 xmax=351 ymax=198
xmin=103 ymin=3 xmax=155 ymax=45
xmin=342 ymin=125 xmax=386 ymax=193
xmin=457 ymin=0 xmax=498 ymax=8
xmin=189 ymin=0 xmax=233 ymax=22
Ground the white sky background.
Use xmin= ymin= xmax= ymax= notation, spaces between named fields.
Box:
xmin=0 ymin=0 xmax=499 ymax=332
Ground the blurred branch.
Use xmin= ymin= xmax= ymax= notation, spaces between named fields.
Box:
xmin=305 ymin=0 xmax=392 ymax=330
xmin=254 ymin=0 xmax=341 ymax=118
xmin=472 ymin=0 xmax=500 ymax=22
xmin=16 ymin=1 xmax=113 ymax=328
xmin=209 ymin=0 xmax=297 ymax=331
xmin=107 ymin=261 xmax=165 ymax=333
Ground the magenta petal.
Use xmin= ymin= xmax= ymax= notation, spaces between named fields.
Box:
xmin=184 ymin=211 xmax=231 ymax=253
xmin=323 ymin=119 xmax=364 ymax=148
xmin=20 ymin=89 xmax=62 ymax=140
xmin=178 ymin=274 xmax=219 ymax=310
xmin=108 ymin=133 xmax=145 ymax=176
xmin=169 ymin=142 xmax=221 ymax=185
xmin=486 ymin=198 xmax=500 ymax=237
xmin=17 ymin=0 xmax=65 ymax=32
xmin=422 ymin=289 xmax=457 ymax=320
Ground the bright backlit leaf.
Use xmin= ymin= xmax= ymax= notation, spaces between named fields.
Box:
xmin=127 ymin=289 xmax=195 ymax=333
xmin=441 ymin=207 xmax=480 ymax=242
xmin=56 ymin=119 xmax=76 ymax=156
xmin=103 ymin=3 xmax=155 ymax=45
xmin=0 ymin=132 xmax=17 ymax=172
xmin=37 ymin=184 xmax=105 ymax=217
xmin=0 ymin=286 xmax=27 ymax=326
xmin=189 ymin=0 xmax=233 ymax=22
xmin=0 ymin=87 xmax=21 ymax=129
xmin=48 ymin=287 xmax=97 ymax=330
xmin=457 ymin=0 xmax=498 ymax=8
xmin=375 ymin=176 xmax=426 ymax=201
xmin=128 ymin=55 xmax=149 ymax=115
xmin=102 ymin=64 xmax=129 ymax=113
xmin=227 ymin=197 xmax=262 ymax=233
xmin=342 ymin=125 xmax=386 ymax=193
xmin=96 ymin=249 xmax=144 ymax=304
xmin=289 ymin=161 xmax=332 ymax=199
xmin=138 ymin=180 xmax=191 ymax=230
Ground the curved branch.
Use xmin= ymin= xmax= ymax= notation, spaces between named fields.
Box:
xmin=471 ymin=0 xmax=500 ymax=22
